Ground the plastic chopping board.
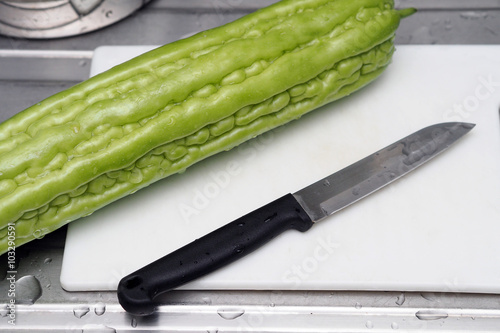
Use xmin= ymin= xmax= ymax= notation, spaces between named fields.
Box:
xmin=61 ymin=45 xmax=500 ymax=292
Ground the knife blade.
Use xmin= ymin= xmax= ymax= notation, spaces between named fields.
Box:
xmin=117 ymin=122 xmax=474 ymax=316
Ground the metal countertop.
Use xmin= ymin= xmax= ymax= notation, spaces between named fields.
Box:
xmin=0 ymin=1 xmax=499 ymax=332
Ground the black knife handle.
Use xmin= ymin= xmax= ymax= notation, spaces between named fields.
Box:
xmin=117 ymin=193 xmax=313 ymax=316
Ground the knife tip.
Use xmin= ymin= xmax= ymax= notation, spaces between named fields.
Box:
xmin=460 ymin=122 xmax=476 ymax=130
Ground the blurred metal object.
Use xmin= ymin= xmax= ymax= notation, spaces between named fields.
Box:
xmin=0 ymin=0 xmax=152 ymax=39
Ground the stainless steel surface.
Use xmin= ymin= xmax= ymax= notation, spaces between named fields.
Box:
xmin=0 ymin=0 xmax=152 ymax=39
xmin=1 ymin=1 xmax=500 ymax=331
xmin=294 ymin=123 xmax=474 ymax=222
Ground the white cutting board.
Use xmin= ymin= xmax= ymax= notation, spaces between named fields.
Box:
xmin=61 ymin=45 xmax=500 ymax=293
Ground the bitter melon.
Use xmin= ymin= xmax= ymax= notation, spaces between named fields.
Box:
xmin=0 ymin=0 xmax=415 ymax=254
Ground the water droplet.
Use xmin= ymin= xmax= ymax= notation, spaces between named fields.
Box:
xmin=234 ymin=245 xmax=244 ymax=254
xmin=44 ymin=258 xmax=52 ymax=264
xmin=391 ymin=322 xmax=399 ymax=330
xmin=94 ymin=302 xmax=106 ymax=316
xmin=396 ymin=293 xmax=406 ymax=306
xmin=32 ymin=229 xmax=45 ymax=239
xmin=352 ymin=186 xmax=360 ymax=196
xmin=202 ymin=297 xmax=212 ymax=305
xmin=355 ymin=302 xmax=362 ymax=309
xmin=79 ymin=60 xmax=87 ymax=67
xmin=217 ymin=308 xmax=245 ymax=320
xmin=323 ymin=179 xmax=331 ymax=187
xmin=365 ymin=320 xmax=374 ymax=329
xmin=415 ymin=310 xmax=449 ymax=321
xmin=16 ymin=275 xmax=42 ymax=304
xmin=420 ymin=292 xmax=438 ymax=302
xmin=82 ymin=325 xmax=116 ymax=332
xmin=73 ymin=306 xmax=90 ymax=319
xmin=460 ymin=11 xmax=488 ymax=20
xmin=131 ymin=318 xmax=137 ymax=328
xmin=105 ymin=10 xmax=113 ymax=18
xmin=0 ymin=304 xmax=8 ymax=317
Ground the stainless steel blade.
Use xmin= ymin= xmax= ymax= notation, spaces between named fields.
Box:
xmin=293 ymin=122 xmax=475 ymax=222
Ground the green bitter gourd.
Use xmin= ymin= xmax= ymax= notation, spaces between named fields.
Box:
xmin=0 ymin=0 xmax=415 ymax=254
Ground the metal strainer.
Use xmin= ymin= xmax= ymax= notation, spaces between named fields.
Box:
xmin=0 ymin=0 xmax=151 ymax=39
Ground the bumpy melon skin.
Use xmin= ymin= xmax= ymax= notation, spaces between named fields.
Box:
xmin=0 ymin=0 xmax=414 ymax=254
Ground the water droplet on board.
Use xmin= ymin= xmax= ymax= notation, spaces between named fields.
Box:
xmin=73 ymin=306 xmax=90 ymax=318
xmin=415 ymin=310 xmax=449 ymax=321
xmin=217 ymin=308 xmax=245 ymax=320
xmin=44 ymin=258 xmax=52 ymax=264
xmin=131 ymin=318 xmax=138 ymax=328
xmin=395 ymin=293 xmax=406 ymax=306
xmin=16 ymin=275 xmax=42 ymax=304
xmin=202 ymin=297 xmax=212 ymax=305
xmin=355 ymin=302 xmax=362 ymax=310
xmin=94 ymin=302 xmax=106 ymax=316
xmin=391 ymin=322 xmax=399 ymax=330
xmin=365 ymin=320 xmax=374 ymax=329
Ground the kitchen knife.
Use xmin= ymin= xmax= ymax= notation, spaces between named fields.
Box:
xmin=117 ymin=122 xmax=474 ymax=316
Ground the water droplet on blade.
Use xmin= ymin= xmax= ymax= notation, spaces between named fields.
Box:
xmin=352 ymin=186 xmax=360 ymax=196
